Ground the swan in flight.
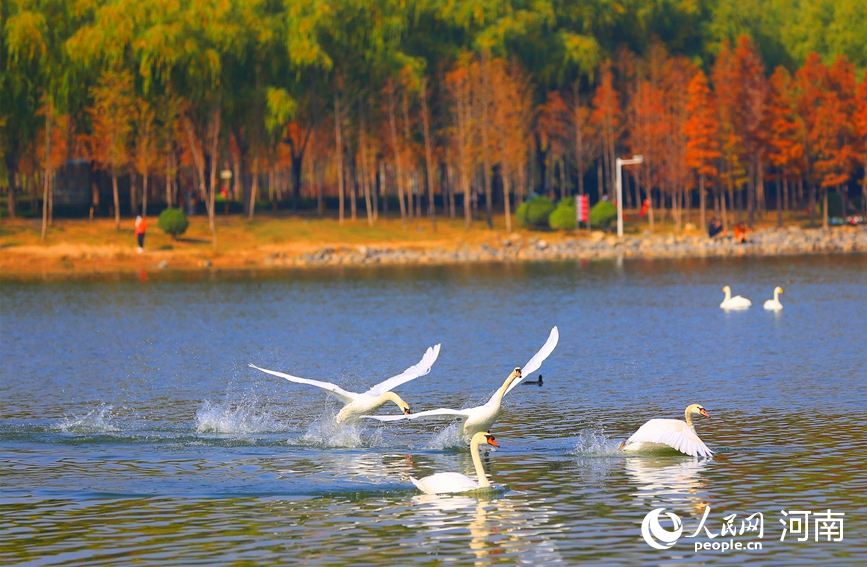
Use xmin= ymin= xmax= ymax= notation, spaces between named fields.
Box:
xmin=619 ymin=404 xmax=713 ymax=458
xmin=411 ymin=431 xmax=500 ymax=494
xmin=763 ymin=286 xmax=784 ymax=310
xmin=248 ymin=344 xmax=441 ymax=424
xmin=365 ymin=327 xmax=559 ymax=439
xmin=720 ymin=286 xmax=751 ymax=309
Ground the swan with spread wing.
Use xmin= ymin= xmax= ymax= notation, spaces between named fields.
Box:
xmin=364 ymin=327 xmax=559 ymax=439
xmin=619 ymin=404 xmax=713 ymax=458
xmin=248 ymin=344 xmax=441 ymax=424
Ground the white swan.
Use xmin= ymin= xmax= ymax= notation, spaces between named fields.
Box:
xmin=720 ymin=286 xmax=751 ymax=309
xmin=248 ymin=344 xmax=440 ymax=424
xmin=411 ymin=431 xmax=500 ymax=494
xmin=763 ymin=286 xmax=784 ymax=310
xmin=619 ymin=404 xmax=713 ymax=458
xmin=365 ymin=327 xmax=559 ymax=439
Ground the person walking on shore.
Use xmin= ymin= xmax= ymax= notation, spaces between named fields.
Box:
xmin=135 ymin=215 xmax=148 ymax=253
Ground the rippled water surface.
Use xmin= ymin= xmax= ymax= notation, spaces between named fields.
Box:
xmin=2 ymin=255 xmax=866 ymax=565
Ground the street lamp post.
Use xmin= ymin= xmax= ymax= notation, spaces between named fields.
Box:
xmin=616 ymin=155 xmax=644 ymax=238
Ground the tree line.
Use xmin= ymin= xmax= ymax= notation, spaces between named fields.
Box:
xmin=2 ymin=0 xmax=866 ymax=246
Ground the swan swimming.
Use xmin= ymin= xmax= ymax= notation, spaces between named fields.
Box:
xmin=720 ymin=286 xmax=751 ymax=309
xmin=411 ymin=431 xmax=500 ymax=494
xmin=619 ymin=403 xmax=713 ymax=458
xmin=365 ymin=327 xmax=559 ymax=440
xmin=248 ymin=344 xmax=440 ymax=424
xmin=763 ymin=286 xmax=784 ymax=310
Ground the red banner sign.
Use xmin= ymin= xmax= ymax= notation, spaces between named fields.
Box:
xmin=576 ymin=194 xmax=589 ymax=222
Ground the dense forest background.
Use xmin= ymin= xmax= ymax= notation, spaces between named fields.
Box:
xmin=2 ymin=0 xmax=866 ymax=242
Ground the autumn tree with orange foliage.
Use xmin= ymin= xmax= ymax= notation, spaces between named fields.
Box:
xmin=684 ymin=69 xmax=721 ymax=233
xmin=766 ymin=66 xmax=804 ymax=226
xmin=812 ymin=56 xmax=858 ymax=227
xmin=592 ymin=63 xmax=621 ymax=200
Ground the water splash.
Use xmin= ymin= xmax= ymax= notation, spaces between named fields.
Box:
xmin=195 ymin=397 xmax=281 ymax=434
xmin=569 ymin=427 xmax=622 ymax=456
xmin=424 ymin=423 xmax=467 ymax=450
xmin=292 ymin=410 xmax=384 ymax=448
xmin=57 ymin=404 xmax=119 ymax=433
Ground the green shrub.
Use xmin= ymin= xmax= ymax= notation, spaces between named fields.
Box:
xmin=516 ymin=196 xmax=555 ymax=228
xmin=589 ymin=199 xmax=617 ymax=229
xmin=158 ymin=208 xmax=189 ymax=240
xmin=548 ymin=202 xmax=577 ymax=230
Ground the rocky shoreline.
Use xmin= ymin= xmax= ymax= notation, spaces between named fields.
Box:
xmin=261 ymin=226 xmax=867 ymax=268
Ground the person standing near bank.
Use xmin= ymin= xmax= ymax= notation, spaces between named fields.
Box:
xmin=135 ymin=215 xmax=148 ymax=253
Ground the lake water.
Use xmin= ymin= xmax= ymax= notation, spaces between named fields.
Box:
xmin=2 ymin=254 xmax=865 ymax=565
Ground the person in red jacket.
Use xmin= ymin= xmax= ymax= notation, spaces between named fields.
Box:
xmin=135 ymin=215 xmax=148 ymax=253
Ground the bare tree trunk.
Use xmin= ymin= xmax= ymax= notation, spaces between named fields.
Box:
xmin=142 ymin=173 xmax=149 ymax=217
xmin=822 ymin=186 xmax=828 ymax=229
xmin=166 ymin=151 xmax=173 ymax=207
xmin=334 ymin=87 xmax=345 ymax=226
xmin=480 ymin=52 xmax=493 ymax=228
xmin=5 ymin=166 xmax=16 ymax=219
xmin=808 ymin=183 xmax=815 ymax=227
xmin=386 ymin=79 xmax=407 ymax=228
xmin=130 ymin=170 xmax=138 ymax=216
xmin=249 ymin=156 xmax=259 ymax=221
xmin=316 ymin=162 xmax=323 ymax=217
xmin=371 ymin=159 xmax=379 ymax=221
xmin=112 ymin=173 xmax=120 ymax=230
xmin=420 ymin=79 xmax=437 ymax=231
xmin=41 ymin=111 xmax=51 ymax=240
xmin=359 ymin=101 xmax=373 ymax=226
xmin=783 ymin=176 xmax=789 ymax=212
xmin=699 ymin=174 xmax=706 ymax=234
xmin=775 ymin=172 xmax=782 ymax=228
xmin=206 ymin=106 xmax=220 ymax=249
xmin=399 ymin=85 xmax=414 ymax=222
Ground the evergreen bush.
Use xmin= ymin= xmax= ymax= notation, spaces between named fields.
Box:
xmin=158 ymin=208 xmax=189 ymax=240
xmin=548 ymin=200 xmax=577 ymax=230
xmin=589 ymin=200 xmax=617 ymax=229
xmin=516 ymin=196 xmax=555 ymax=228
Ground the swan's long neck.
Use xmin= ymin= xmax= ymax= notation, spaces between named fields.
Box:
xmin=774 ymin=288 xmax=780 ymax=301
xmin=685 ymin=408 xmax=695 ymax=430
xmin=724 ymin=288 xmax=732 ymax=302
xmin=470 ymin=437 xmax=490 ymax=489
xmin=489 ymin=373 xmax=519 ymax=409
xmin=379 ymin=392 xmax=404 ymax=411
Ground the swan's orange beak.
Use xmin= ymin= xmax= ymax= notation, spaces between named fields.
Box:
xmin=404 ymin=408 xmax=411 ymax=415
xmin=700 ymin=408 xmax=710 ymax=418
xmin=487 ymin=438 xmax=500 ymax=448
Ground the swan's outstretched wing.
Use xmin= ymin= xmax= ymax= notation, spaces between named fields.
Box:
xmin=248 ymin=363 xmax=357 ymax=404
xmin=504 ymin=326 xmax=559 ymax=395
xmin=363 ymin=344 xmax=441 ymax=397
xmin=363 ymin=407 xmax=472 ymax=423
xmin=625 ymin=419 xmax=713 ymax=458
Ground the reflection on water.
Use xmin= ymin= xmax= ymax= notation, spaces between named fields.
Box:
xmin=624 ymin=456 xmax=710 ymax=514
xmin=2 ymin=254 xmax=866 ymax=565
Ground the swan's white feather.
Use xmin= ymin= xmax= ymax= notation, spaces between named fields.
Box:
xmin=247 ymin=363 xmax=357 ymax=404
xmin=722 ymin=296 xmax=751 ymax=309
xmin=623 ymin=418 xmax=713 ymax=458
xmin=411 ymin=473 xmax=478 ymax=495
xmin=504 ymin=326 xmax=559 ymax=395
xmin=364 ymin=344 xmax=441 ymax=397
xmin=363 ymin=407 xmax=472 ymax=422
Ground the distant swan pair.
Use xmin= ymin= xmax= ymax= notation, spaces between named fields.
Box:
xmin=720 ymin=286 xmax=784 ymax=310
